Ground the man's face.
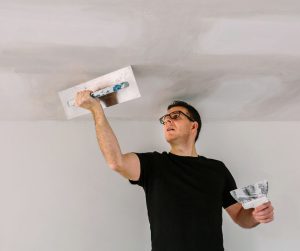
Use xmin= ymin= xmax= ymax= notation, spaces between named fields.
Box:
xmin=161 ymin=106 xmax=197 ymax=144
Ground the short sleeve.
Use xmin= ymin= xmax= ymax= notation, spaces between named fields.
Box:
xmin=128 ymin=152 xmax=157 ymax=188
xmin=222 ymin=163 xmax=238 ymax=209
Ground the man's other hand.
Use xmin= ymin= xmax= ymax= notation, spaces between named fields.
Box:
xmin=252 ymin=201 xmax=274 ymax=224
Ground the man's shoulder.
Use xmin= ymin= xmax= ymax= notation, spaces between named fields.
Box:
xmin=133 ymin=151 xmax=164 ymax=159
xmin=134 ymin=151 xmax=162 ymax=155
xmin=200 ymin=155 xmax=226 ymax=167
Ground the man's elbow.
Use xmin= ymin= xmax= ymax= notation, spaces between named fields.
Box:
xmin=107 ymin=156 xmax=124 ymax=171
xmin=108 ymin=162 xmax=121 ymax=171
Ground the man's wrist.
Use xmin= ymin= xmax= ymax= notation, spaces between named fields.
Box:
xmin=90 ymin=104 xmax=103 ymax=114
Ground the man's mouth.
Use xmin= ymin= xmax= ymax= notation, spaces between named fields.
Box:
xmin=167 ymin=128 xmax=175 ymax=132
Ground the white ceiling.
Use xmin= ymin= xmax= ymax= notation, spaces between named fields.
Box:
xmin=1 ymin=0 xmax=300 ymax=121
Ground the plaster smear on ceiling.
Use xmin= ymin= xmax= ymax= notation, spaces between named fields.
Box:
xmin=195 ymin=75 xmax=283 ymax=121
xmin=0 ymin=3 xmax=144 ymax=48
xmin=198 ymin=17 xmax=300 ymax=55
xmin=0 ymin=0 xmax=300 ymax=121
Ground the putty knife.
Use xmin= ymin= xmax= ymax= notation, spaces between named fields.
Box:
xmin=230 ymin=180 xmax=269 ymax=209
xmin=59 ymin=66 xmax=140 ymax=119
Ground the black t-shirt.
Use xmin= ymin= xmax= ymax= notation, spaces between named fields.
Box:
xmin=129 ymin=151 xmax=237 ymax=251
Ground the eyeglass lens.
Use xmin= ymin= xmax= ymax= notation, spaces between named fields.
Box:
xmin=161 ymin=111 xmax=181 ymax=124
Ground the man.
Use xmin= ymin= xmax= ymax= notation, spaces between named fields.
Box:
xmin=75 ymin=91 xmax=274 ymax=251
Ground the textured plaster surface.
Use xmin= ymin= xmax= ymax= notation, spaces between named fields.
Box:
xmin=1 ymin=0 xmax=300 ymax=121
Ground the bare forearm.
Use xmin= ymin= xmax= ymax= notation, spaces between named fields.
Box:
xmin=236 ymin=208 xmax=260 ymax=229
xmin=91 ymin=106 xmax=123 ymax=169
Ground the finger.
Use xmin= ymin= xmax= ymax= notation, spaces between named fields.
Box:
xmin=77 ymin=90 xmax=91 ymax=100
xmin=259 ymin=215 xmax=274 ymax=223
xmin=84 ymin=90 xmax=93 ymax=98
xmin=259 ymin=216 xmax=274 ymax=223
xmin=254 ymin=206 xmax=274 ymax=216
xmin=256 ymin=201 xmax=271 ymax=210
xmin=254 ymin=211 xmax=274 ymax=221
xmin=254 ymin=201 xmax=271 ymax=212
xmin=75 ymin=91 xmax=87 ymax=106
xmin=75 ymin=93 xmax=80 ymax=106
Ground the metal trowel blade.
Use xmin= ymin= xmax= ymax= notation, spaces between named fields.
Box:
xmin=58 ymin=66 xmax=141 ymax=119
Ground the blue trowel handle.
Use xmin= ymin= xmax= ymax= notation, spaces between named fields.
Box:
xmin=90 ymin=82 xmax=129 ymax=98
xmin=67 ymin=82 xmax=130 ymax=107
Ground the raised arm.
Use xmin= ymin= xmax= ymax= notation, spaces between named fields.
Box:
xmin=75 ymin=90 xmax=140 ymax=181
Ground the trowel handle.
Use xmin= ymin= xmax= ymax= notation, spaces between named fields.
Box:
xmin=67 ymin=82 xmax=129 ymax=107
xmin=90 ymin=82 xmax=129 ymax=98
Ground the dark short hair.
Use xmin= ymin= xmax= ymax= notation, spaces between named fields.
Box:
xmin=167 ymin=100 xmax=202 ymax=142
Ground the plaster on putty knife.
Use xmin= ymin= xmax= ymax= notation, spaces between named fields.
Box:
xmin=230 ymin=180 xmax=269 ymax=209
xmin=58 ymin=66 xmax=141 ymax=119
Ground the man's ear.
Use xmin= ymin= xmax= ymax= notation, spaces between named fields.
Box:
xmin=192 ymin=121 xmax=198 ymax=130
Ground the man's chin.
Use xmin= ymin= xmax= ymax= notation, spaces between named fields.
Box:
xmin=165 ymin=136 xmax=176 ymax=144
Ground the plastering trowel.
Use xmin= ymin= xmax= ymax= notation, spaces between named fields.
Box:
xmin=230 ymin=180 xmax=269 ymax=209
xmin=59 ymin=66 xmax=141 ymax=119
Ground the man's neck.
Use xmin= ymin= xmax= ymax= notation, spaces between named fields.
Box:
xmin=169 ymin=145 xmax=198 ymax=157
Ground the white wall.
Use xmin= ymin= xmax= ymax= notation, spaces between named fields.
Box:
xmin=0 ymin=119 xmax=299 ymax=251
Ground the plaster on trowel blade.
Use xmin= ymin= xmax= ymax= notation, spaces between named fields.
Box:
xmin=58 ymin=66 xmax=141 ymax=119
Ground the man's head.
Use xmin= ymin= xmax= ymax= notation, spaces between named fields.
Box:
xmin=159 ymin=100 xmax=202 ymax=144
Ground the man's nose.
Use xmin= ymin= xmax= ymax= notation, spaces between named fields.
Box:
xmin=165 ymin=116 xmax=173 ymax=125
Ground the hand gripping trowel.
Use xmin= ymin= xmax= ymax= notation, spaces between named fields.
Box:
xmin=59 ymin=66 xmax=141 ymax=119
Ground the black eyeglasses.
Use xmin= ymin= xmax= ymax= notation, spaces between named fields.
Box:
xmin=159 ymin=111 xmax=195 ymax=125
